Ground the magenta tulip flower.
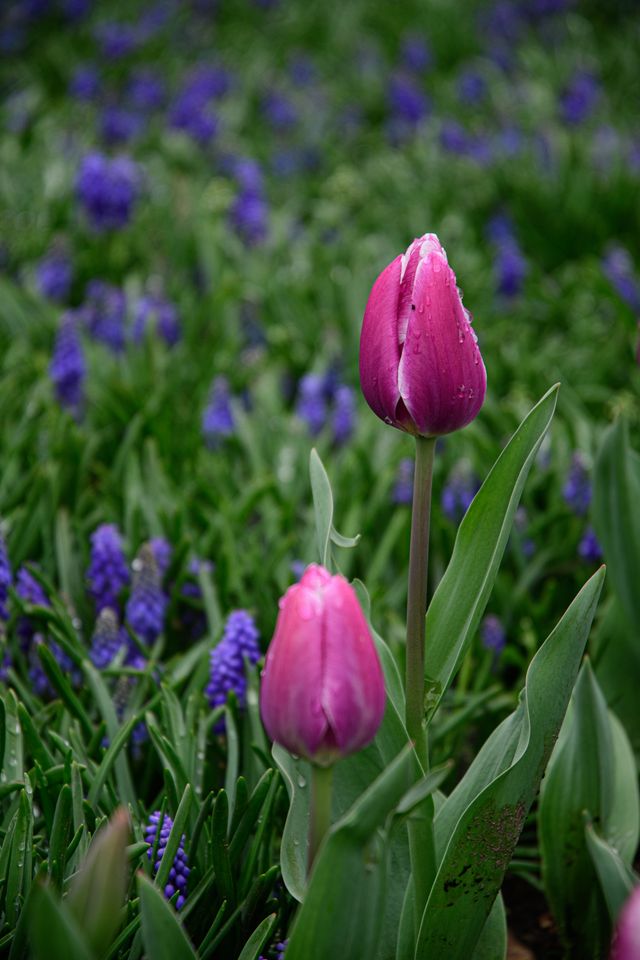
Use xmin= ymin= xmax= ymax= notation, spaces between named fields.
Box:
xmin=611 ymin=886 xmax=640 ymax=960
xmin=359 ymin=233 xmax=486 ymax=437
xmin=260 ymin=564 xmax=386 ymax=766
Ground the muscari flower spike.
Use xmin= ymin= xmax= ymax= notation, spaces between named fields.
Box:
xmin=205 ymin=610 xmax=261 ymax=730
xmin=144 ymin=811 xmax=189 ymax=909
xmin=126 ymin=543 xmax=167 ymax=645
xmin=87 ymin=523 xmax=130 ymax=613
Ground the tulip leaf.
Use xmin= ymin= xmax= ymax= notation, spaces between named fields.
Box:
xmin=424 ymin=384 xmax=559 ymax=719
xmin=309 ymin=448 xmax=359 ymax=568
xmin=29 ymin=883 xmax=94 ymax=960
xmin=585 ymin=821 xmax=637 ymax=924
xmin=593 ymin=416 xmax=640 ymax=630
xmin=285 ymin=745 xmax=424 ymax=960
xmin=137 ymin=872 xmax=197 ymax=960
xmin=237 ymin=912 xmax=277 ymax=960
xmin=416 ymin=567 xmax=604 ymax=959
xmin=539 ymin=659 xmax=616 ymax=957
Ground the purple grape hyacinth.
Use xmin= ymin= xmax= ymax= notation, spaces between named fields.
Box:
xmin=144 ymin=811 xmax=189 ymax=909
xmin=36 ymin=251 xmax=72 ymax=302
xmin=393 ymin=458 xmax=414 ymax=506
xmin=0 ymin=530 xmax=12 ymax=624
xmin=205 ymin=611 xmax=261 ymax=728
xmin=126 ymin=544 xmax=167 ymax=645
xmin=578 ymin=527 xmax=603 ymax=564
xmin=49 ymin=314 xmax=85 ymax=415
xmin=90 ymin=608 xmax=126 ymax=669
xmin=87 ymin=524 xmax=130 ymax=613
xmin=563 ymin=453 xmax=591 ymax=517
xmin=481 ymin=615 xmax=506 ymax=654
xmin=132 ymin=294 xmax=181 ymax=346
xmin=295 ymin=373 xmax=327 ymax=436
xmin=76 ymin=152 xmax=139 ymax=231
xmin=202 ymin=376 xmax=235 ymax=444
xmin=81 ymin=281 xmax=127 ymax=352
xmin=441 ymin=464 xmax=480 ymax=523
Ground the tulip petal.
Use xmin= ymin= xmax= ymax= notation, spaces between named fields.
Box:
xmin=398 ymin=245 xmax=487 ymax=435
xmin=260 ymin=579 xmax=329 ymax=758
xmin=321 ymin=576 xmax=386 ymax=756
xmin=359 ymin=255 xmax=403 ymax=426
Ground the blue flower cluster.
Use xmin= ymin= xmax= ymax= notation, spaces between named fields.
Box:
xmin=87 ymin=524 xmax=130 ymax=613
xmin=76 ymin=152 xmax=139 ymax=232
xmin=144 ymin=811 xmax=190 ymax=910
xmin=202 ymin=376 xmax=236 ymax=445
xmin=441 ymin=464 xmax=480 ymax=523
xmin=49 ymin=314 xmax=86 ymax=416
xmin=392 ymin=458 xmax=414 ymax=506
xmin=487 ymin=215 xmax=528 ymax=299
xmin=295 ymin=371 xmax=356 ymax=445
xmin=229 ymin=157 xmax=269 ymax=246
xmin=0 ymin=530 xmax=11 ymax=625
xmin=205 ymin=611 xmax=261 ymax=727
xmin=562 ymin=453 xmax=591 ymax=516
xmin=90 ymin=608 xmax=126 ymax=670
xmin=481 ymin=615 xmax=506 ymax=655
xmin=36 ymin=251 xmax=72 ymax=303
xmin=125 ymin=544 xmax=167 ymax=645
xmin=132 ymin=295 xmax=181 ymax=347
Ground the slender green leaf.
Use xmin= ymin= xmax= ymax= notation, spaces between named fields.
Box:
xmin=586 ymin=821 xmax=637 ymax=923
xmin=237 ymin=913 xmax=278 ymax=960
xmin=137 ymin=872 xmax=197 ymax=960
xmin=417 ymin=567 xmax=604 ymax=959
xmin=424 ymin=385 xmax=559 ymax=718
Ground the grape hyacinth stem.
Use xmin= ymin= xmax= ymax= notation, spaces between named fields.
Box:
xmin=308 ymin=763 xmax=333 ymax=875
xmin=405 ymin=434 xmax=437 ymax=933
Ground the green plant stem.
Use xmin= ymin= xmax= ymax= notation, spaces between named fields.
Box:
xmin=405 ymin=434 xmax=437 ymax=936
xmin=308 ymin=763 xmax=333 ymax=874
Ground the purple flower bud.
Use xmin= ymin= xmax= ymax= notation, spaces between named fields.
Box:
xmin=399 ymin=33 xmax=432 ymax=73
xmin=94 ymin=21 xmax=138 ymax=60
xmin=388 ymin=73 xmax=430 ymax=127
xmin=87 ymin=524 xmax=130 ymax=613
xmin=126 ymin=544 xmax=167 ymax=645
xmin=578 ymin=527 xmax=602 ymax=564
xmin=49 ymin=314 xmax=85 ymax=415
xmin=90 ymin=608 xmax=126 ymax=669
xmin=611 ymin=885 xmax=640 ymax=960
xmin=202 ymin=377 xmax=235 ymax=444
xmin=149 ymin=538 xmax=172 ymax=578
xmin=0 ymin=530 xmax=12 ymax=624
xmin=132 ymin=295 xmax=181 ymax=346
xmin=36 ymin=251 xmax=72 ymax=302
xmin=69 ymin=64 xmax=101 ymax=101
xmin=126 ymin=68 xmax=166 ymax=111
xmin=260 ymin=565 xmax=385 ymax=765
xmin=560 ymin=71 xmax=599 ymax=126
xmin=442 ymin=463 xmax=480 ymax=522
xmin=229 ymin=190 xmax=269 ymax=246
xmin=392 ymin=458 xmax=414 ymax=505
xmin=457 ymin=69 xmax=486 ymax=105
xmin=481 ymin=615 xmax=506 ymax=654
xmin=332 ymin=385 xmax=356 ymax=445
xmin=82 ymin=280 xmax=127 ymax=352
xmin=205 ymin=610 xmax=261 ymax=729
xmin=100 ymin=105 xmax=142 ymax=146
xmin=15 ymin=566 xmax=49 ymax=648
xmin=76 ymin=153 xmax=139 ymax=232
xmin=602 ymin=247 xmax=640 ymax=314
xmin=144 ymin=811 xmax=189 ymax=910
xmin=563 ymin=453 xmax=591 ymax=517
xmin=359 ymin=234 xmax=486 ymax=438
xmin=295 ymin=374 xmax=327 ymax=436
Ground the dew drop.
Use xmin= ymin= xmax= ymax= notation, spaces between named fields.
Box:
xmin=297 ymin=774 xmax=307 ymax=789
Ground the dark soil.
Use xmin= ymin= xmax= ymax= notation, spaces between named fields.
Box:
xmin=503 ymin=873 xmax=564 ymax=959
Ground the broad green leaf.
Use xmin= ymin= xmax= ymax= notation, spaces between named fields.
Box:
xmin=593 ymin=597 xmax=640 ymax=758
xmin=237 ymin=913 xmax=278 ymax=960
xmin=417 ymin=567 xmax=604 ymax=959
xmin=310 ymin=447 xmax=334 ymax=567
xmin=285 ymin=745 xmax=421 ymax=960
xmin=68 ymin=808 xmax=130 ymax=957
xmin=424 ymin=385 xmax=559 ymax=718
xmin=608 ymin=711 xmax=640 ymax=864
xmin=593 ymin=417 xmax=640 ymax=629
xmin=539 ymin=660 xmax=613 ymax=958
xmin=29 ymin=884 xmax=93 ymax=960
xmin=586 ymin=821 xmax=637 ymax=923
xmin=472 ymin=895 xmax=507 ymax=960
xmin=137 ymin=872 xmax=197 ymax=960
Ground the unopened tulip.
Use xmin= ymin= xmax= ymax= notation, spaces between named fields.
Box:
xmin=260 ymin=564 xmax=385 ymax=766
xmin=359 ymin=233 xmax=486 ymax=437
xmin=611 ymin=886 xmax=640 ymax=960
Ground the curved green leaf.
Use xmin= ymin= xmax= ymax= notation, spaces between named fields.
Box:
xmin=417 ymin=566 xmax=604 ymax=959
xmin=424 ymin=385 xmax=558 ymax=718
xmin=137 ymin=872 xmax=197 ymax=960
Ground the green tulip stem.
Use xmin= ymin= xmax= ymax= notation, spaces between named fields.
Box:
xmin=405 ymin=433 xmax=437 ymax=934
xmin=308 ymin=763 xmax=333 ymax=875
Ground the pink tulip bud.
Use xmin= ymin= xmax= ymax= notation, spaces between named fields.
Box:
xmin=611 ymin=887 xmax=640 ymax=960
xmin=260 ymin=564 xmax=386 ymax=766
xmin=359 ymin=233 xmax=487 ymax=437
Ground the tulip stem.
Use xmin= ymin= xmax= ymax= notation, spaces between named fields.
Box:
xmin=405 ymin=434 xmax=436 ymax=755
xmin=308 ymin=763 xmax=333 ymax=875
xmin=405 ymin=434 xmax=437 ymax=937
